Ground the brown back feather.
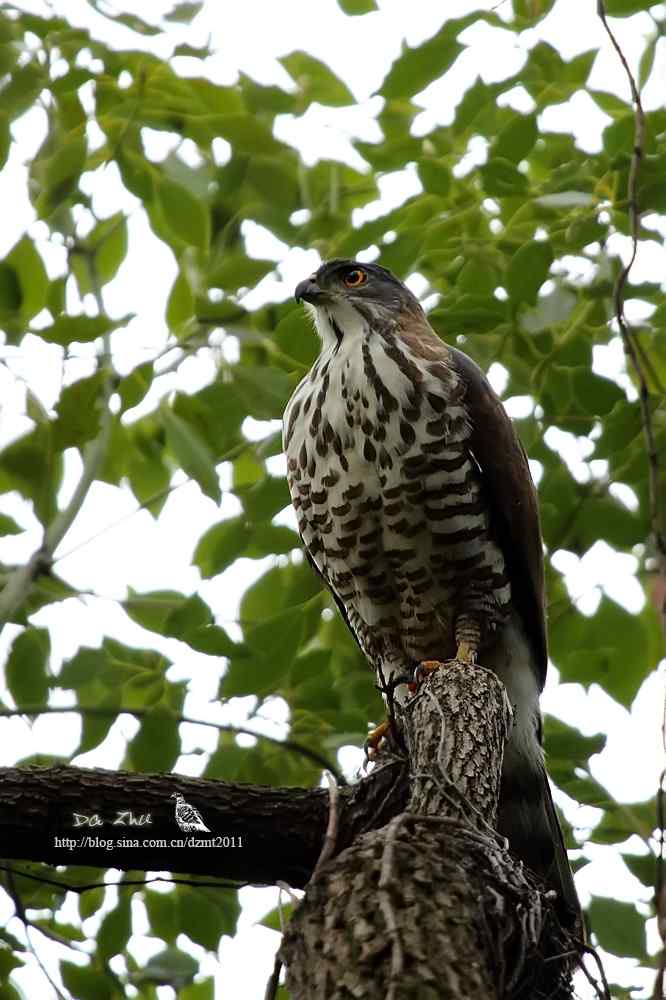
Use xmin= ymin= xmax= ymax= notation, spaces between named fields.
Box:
xmin=398 ymin=313 xmax=547 ymax=687
xmin=447 ymin=345 xmax=548 ymax=687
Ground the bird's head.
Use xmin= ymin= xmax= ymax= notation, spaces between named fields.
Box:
xmin=295 ymin=258 xmax=423 ymax=349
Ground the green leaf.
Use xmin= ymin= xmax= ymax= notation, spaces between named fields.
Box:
xmin=60 ymin=961 xmax=114 ymax=1000
xmin=209 ymin=255 xmax=274 ymax=291
xmin=603 ymin=115 xmax=634 ymax=159
xmin=180 ymin=979 xmax=215 ymax=1000
xmin=155 ymin=177 xmax=210 ymax=251
xmin=123 ymin=589 xmax=186 ymax=633
xmin=479 ymin=157 xmax=528 ymax=197
xmin=5 ymin=628 xmax=50 ymax=708
xmin=213 ymin=113 xmax=282 ymax=155
xmin=588 ymin=89 xmax=631 ymax=118
xmin=338 ymin=0 xmax=376 ymax=11
xmin=490 ymin=113 xmax=537 ymax=164
xmin=36 ymin=133 xmax=86 ymax=215
xmin=511 ymin=0 xmax=555 ymax=22
xmin=145 ymin=889 xmax=179 ymax=943
xmin=274 ymin=309 xmax=318 ymax=366
xmin=193 ymin=517 xmax=252 ymax=578
xmin=231 ymin=365 xmax=293 ymax=420
xmin=417 ymin=158 xmax=451 ymax=197
xmin=58 ymin=646 xmax=108 ymax=689
xmin=117 ymin=362 xmax=154 ymax=412
xmin=604 ymin=0 xmax=652 ymax=13
xmin=0 ymin=425 xmax=62 ymax=525
xmin=90 ymin=212 xmax=128 ymax=286
xmin=164 ymin=594 xmax=213 ymax=639
xmin=380 ymin=27 xmax=463 ymax=99
xmin=543 ymin=716 xmax=605 ymax=765
xmin=97 ymin=895 xmax=131 ymax=960
xmin=165 ymin=2 xmax=203 ymax=22
xmin=38 ymin=313 xmax=122 ymax=346
xmin=0 ymin=513 xmax=23 ymax=535
xmin=639 ymin=35 xmax=657 ymax=90
xmin=136 ymin=947 xmax=197 ymax=988
xmin=534 ymin=191 xmax=594 ymax=209
xmin=5 ymin=235 xmax=49 ymax=320
xmin=52 ymin=371 xmax=104 ymax=450
xmin=259 ymin=901 xmax=294 ymax=931
xmin=78 ymin=691 xmax=118 ymax=754
xmin=0 ymin=263 xmax=20 ymax=318
xmin=112 ymin=11 xmax=160 ymax=34
xmin=587 ymin=897 xmax=645 ymax=959
xmin=179 ymin=890 xmax=226 ymax=950
xmin=245 ymin=524 xmax=300 ymax=558
xmin=245 ymin=605 xmax=305 ymax=676
xmin=506 ymin=241 xmax=553 ymax=305
xmin=166 ymin=268 xmax=194 ymax=332
xmin=127 ymin=709 xmax=180 ymax=771
xmin=185 ymin=624 xmax=245 ymax=657
xmin=0 ymin=62 xmax=44 ymax=122
xmin=0 ymin=110 xmax=10 ymax=171
xmin=237 ymin=475 xmax=290 ymax=522
xmin=79 ymin=886 xmax=105 ymax=920
xmin=622 ymin=852 xmax=657 ymax=890
xmin=551 ymin=598 xmax=655 ymax=708
xmin=161 ymin=404 xmax=221 ymax=503
xmin=589 ymin=799 xmax=656 ymax=845
xmin=281 ymin=52 xmax=354 ymax=107
xmin=571 ymin=369 xmax=625 ymax=416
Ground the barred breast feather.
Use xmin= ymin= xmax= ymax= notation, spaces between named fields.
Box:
xmin=284 ymin=315 xmax=513 ymax=693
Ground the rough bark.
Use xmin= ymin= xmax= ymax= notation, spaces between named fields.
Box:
xmin=280 ymin=663 xmax=575 ymax=1000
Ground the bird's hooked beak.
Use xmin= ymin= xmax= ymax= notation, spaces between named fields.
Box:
xmin=295 ymin=277 xmax=326 ymax=305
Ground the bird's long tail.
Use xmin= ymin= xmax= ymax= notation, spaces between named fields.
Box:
xmin=498 ymin=762 xmax=582 ymax=931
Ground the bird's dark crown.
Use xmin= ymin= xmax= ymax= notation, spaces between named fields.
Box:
xmin=295 ymin=258 xmax=421 ymax=314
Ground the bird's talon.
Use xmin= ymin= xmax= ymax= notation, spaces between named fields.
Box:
xmin=412 ymin=659 xmax=445 ymax=690
xmin=364 ymin=719 xmax=391 ymax=760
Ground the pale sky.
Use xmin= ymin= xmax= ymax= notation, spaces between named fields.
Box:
xmin=0 ymin=1 xmax=664 ymax=997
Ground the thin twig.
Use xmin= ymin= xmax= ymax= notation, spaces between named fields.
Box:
xmin=0 ymin=706 xmax=345 ymax=784
xmin=577 ymin=940 xmax=612 ymax=1000
xmin=0 ymin=271 xmax=116 ymax=635
xmin=377 ymin=813 xmax=408 ymax=999
xmin=264 ymin=951 xmax=283 ymax=1000
xmin=53 ymin=438 xmax=251 ymax=564
xmin=309 ymin=771 xmax=340 ymax=882
xmin=0 ymin=865 xmax=242 ymax=894
xmin=597 ymin=0 xmax=666 ymax=643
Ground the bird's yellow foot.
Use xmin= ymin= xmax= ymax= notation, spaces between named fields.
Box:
xmin=455 ymin=641 xmax=478 ymax=665
xmin=364 ymin=719 xmax=391 ymax=760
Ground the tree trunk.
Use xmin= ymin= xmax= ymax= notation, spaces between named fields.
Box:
xmin=0 ymin=665 xmax=576 ymax=997
xmin=280 ymin=663 xmax=575 ymax=999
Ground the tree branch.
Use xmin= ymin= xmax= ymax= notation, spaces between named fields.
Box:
xmin=0 ymin=760 xmax=407 ymax=887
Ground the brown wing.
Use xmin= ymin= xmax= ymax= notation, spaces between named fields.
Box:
xmin=448 ymin=346 xmax=548 ymax=688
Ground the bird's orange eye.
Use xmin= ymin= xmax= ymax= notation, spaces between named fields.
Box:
xmin=343 ymin=268 xmax=367 ymax=288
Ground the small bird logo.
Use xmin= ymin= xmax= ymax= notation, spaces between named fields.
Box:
xmin=170 ymin=792 xmax=211 ymax=833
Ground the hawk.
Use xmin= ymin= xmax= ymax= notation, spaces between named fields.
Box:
xmin=282 ymin=258 xmax=580 ymax=924
xmin=170 ymin=792 xmax=211 ymax=833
